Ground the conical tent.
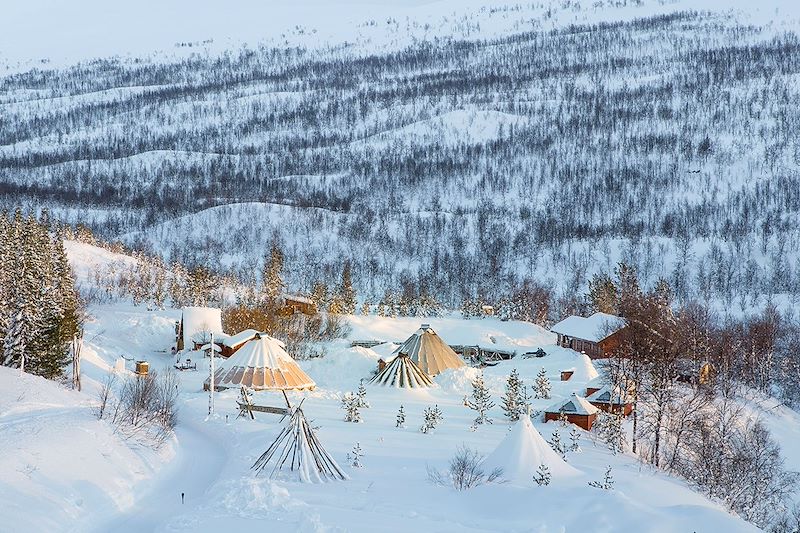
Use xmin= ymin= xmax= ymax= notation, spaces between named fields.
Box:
xmin=370 ymin=354 xmax=433 ymax=388
xmin=390 ymin=324 xmax=465 ymax=376
xmin=482 ymin=416 xmax=580 ymax=485
xmin=204 ymin=333 xmax=315 ymax=391
xmin=252 ymin=406 xmax=348 ymax=483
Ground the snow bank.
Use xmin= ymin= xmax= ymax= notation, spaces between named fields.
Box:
xmin=0 ymin=367 xmax=171 ymax=531
xmin=298 ymin=342 xmax=380 ymax=390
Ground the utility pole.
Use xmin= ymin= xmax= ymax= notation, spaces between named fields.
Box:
xmin=208 ymin=331 xmax=215 ymax=416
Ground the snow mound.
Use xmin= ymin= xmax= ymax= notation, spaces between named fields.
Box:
xmin=298 ymin=343 xmax=380 ymax=390
xmin=434 ymin=365 xmax=480 ymax=395
xmin=482 ymin=416 xmax=581 ymax=486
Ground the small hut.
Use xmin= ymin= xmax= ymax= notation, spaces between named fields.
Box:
xmin=482 ymin=415 xmax=580 ymax=485
xmin=544 ymin=393 xmax=600 ymax=431
xmin=382 ymin=324 xmax=465 ymax=376
xmin=204 ymin=333 xmax=315 ymax=391
xmin=369 ymin=354 xmax=433 ymax=388
xmin=587 ymin=385 xmax=633 ymax=416
xmin=220 ymin=329 xmax=261 ymax=357
xmin=252 ymin=405 xmax=347 ymax=483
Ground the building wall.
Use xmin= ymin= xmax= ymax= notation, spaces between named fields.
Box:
xmin=544 ymin=412 xmax=597 ymax=431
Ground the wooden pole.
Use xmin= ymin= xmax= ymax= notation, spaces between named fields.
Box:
xmin=208 ymin=332 xmax=215 ymax=416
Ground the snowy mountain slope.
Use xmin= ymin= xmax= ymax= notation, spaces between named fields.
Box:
xmin=5 ymin=2 xmax=800 ymax=312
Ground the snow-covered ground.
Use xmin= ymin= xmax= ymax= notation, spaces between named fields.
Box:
xmin=0 ymin=241 xmax=772 ymax=531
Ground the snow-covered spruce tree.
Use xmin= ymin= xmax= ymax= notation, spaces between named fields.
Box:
xmin=534 ymin=463 xmax=551 ymax=486
xmin=588 ymin=466 xmax=614 ymax=490
xmin=396 ymin=405 xmax=406 ymax=428
xmin=501 ymin=368 xmax=527 ymax=421
xmin=347 ymin=442 xmax=364 ymax=468
xmin=360 ymin=302 xmax=370 ymax=315
xmin=0 ymin=210 xmax=80 ymax=379
xmin=262 ymin=241 xmax=285 ymax=308
xmin=569 ymin=426 xmax=582 ymax=452
xmin=355 ymin=379 xmax=370 ymax=408
xmin=466 ymin=372 xmax=495 ymax=425
xmin=341 ymin=392 xmax=362 ymax=423
xmin=549 ymin=427 xmax=567 ymax=460
xmin=337 ymin=260 xmax=356 ymax=315
xmin=594 ymin=412 xmax=626 ymax=455
xmin=420 ymin=405 xmax=443 ymax=434
xmin=534 ymin=368 xmax=551 ymax=399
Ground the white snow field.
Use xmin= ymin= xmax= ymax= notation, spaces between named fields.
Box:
xmin=0 ymin=240 xmax=772 ymax=532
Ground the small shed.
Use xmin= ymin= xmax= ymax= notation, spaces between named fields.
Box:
xmin=587 ymin=385 xmax=633 ymax=416
xmin=544 ymin=393 xmax=600 ymax=431
xmin=135 ymin=360 xmax=149 ymax=375
xmin=220 ymin=329 xmax=261 ymax=357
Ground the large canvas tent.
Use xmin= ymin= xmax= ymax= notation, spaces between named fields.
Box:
xmin=387 ymin=324 xmax=465 ymax=376
xmin=370 ymin=354 xmax=433 ymax=388
xmin=204 ymin=333 xmax=315 ymax=391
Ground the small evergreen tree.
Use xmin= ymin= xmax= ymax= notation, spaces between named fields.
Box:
xmin=341 ymin=392 xmax=362 ymax=423
xmin=549 ymin=427 xmax=567 ymax=460
xmin=588 ymin=466 xmax=614 ymax=490
xmin=262 ymin=242 xmax=285 ymax=307
xmin=501 ymin=368 xmax=527 ymax=421
xmin=355 ymin=379 xmax=370 ymax=408
xmin=569 ymin=426 xmax=582 ymax=452
xmin=534 ymin=463 xmax=551 ymax=486
xmin=347 ymin=442 xmax=364 ymax=468
xmin=534 ymin=368 xmax=551 ymax=399
xmin=466 ymin=372 xmax=495 ymax=425
xmin=396 ymin=405 xmax=406 ymax=428
xmin=420 ymin=405 xmax=443 ymax=434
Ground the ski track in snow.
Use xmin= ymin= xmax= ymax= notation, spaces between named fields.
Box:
xmin=92 ymin=412 xmax=229 ymax=533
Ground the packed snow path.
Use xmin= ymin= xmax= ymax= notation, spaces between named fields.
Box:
xmin=92 ymin=414 xmax=228 ymax=533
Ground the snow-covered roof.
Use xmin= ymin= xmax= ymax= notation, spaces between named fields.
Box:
xmin=587 ymin=385 xmax=633 ymax=404
xmin=482 ymin=416 xmax=580 ymax=484
xmin=182 ymin=307 xmax=225 ymax=347
xmin=221 ymin=329 xmax=262 ymax=348
xmin=282 ymin=293 xmax=315 ymax=305
xmin=545 ymin=393 xmax=599 ymax=416
xmin=369 ymin=354 xmax=433 ymax=388
xmin=550 ymin=312 xmax=625 ymax=342
xmin=390 ymin=324 xmax=465 ymax=376
xmin=207 ymin=334 xmax=314 ymax=391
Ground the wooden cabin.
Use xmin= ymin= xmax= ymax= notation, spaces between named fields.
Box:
xmin=278 ymin=294 xmax=318 ymax=316
xmin=544 ymin=394 xmax=600 ymax=431
xmin=550 ymin=312 xmax=626 ymax=359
